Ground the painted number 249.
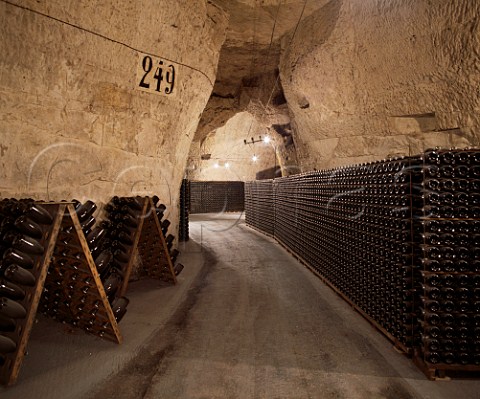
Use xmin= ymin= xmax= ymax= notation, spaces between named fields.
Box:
xmin=139 ymin=55 xmax=175 ymax=94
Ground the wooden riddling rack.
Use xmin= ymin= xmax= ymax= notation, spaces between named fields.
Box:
xmin=1 ymin=203 xmax=122 ymax=386
xmin=118 ymin=197 xmax=176 ymax=297
xmin=245 ymin=149 xmax=480 ymax=380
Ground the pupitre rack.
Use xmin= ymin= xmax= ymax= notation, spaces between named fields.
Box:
xmin=0 ymin=203 xmax=122 ymax=386
xmin=118 ymin=197 xmax=177 ymax=296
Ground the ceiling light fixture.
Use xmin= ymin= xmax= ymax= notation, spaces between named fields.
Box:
xmin=252 ymin=155 xmax=258 ymax=162
xmin=214 ymin=162 xmax=219 ymax=168
xmin=244 ymin=136 xmax=264 ymax=145
xmin=263 ymin=136 xmax=271 ymax=144
xmin=225 ymin=162 xmax=230 ymax=168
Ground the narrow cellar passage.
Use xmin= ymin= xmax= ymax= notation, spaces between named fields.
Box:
xmin=88 ymin=214 xmax=479 ymax=399
xmin=2 ymin=1 xmax=480 ymax=395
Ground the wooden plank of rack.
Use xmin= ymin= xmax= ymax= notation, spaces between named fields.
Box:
xmin=412 ymin=350 xmax=480 ymax=380
xmin=39 ymin=204 xmax=122 ymax=343
xmin=143 ymin=197 xmax=177 ymax=284
xmin=118 ymin=198 xmax=149 ymax=297
xmin=0 ymin=204 xmax=64 ymax=386
xmin=66 ymin=204 xmax=122 ymax=344
xmin=119 ymin=197 xmax=176 ymax=294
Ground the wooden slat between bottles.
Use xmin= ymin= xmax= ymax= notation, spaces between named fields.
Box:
xmin=0 ymin=204 xmax=63 ymax=386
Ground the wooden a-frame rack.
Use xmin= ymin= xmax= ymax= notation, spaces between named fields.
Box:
xmin=0 ymin=203 xmax=122 ymax=386
xmin=118 ymin=197 xmax=177 ymax=296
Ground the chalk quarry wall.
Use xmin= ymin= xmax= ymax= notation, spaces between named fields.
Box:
xmin=0 ymin=0 xmax=228 ymax=231
xmin=280 ymin=0 xmax=480 ymax=171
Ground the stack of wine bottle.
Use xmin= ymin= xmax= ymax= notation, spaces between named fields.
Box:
xmin=189 ymin=181 xmax=245 ymax=214
xmin=103 ymin=196 xmax=183 ymax=283
xmin=1 ymin=194 xmax=187 ymax=384
xmin=138 ymin=196 xmax=184 ymax=278
xmin=245 ymin=148 xmax=480 ymax=375
xmin=40 ymin=199 xmax=129 ymax=335
xmin=244 ymin=180 xmax=275 ymax=236
xmin=415 ymin=149 xmax=480 ymax=367
xmin=0 ymin=199 xmax=54 ymax=365
xmin=276 ymin=157 xmax=421 ymax=349
xmin=179 ymin=179 xmax=190 ymax=242
xmin=102 ymin=196 xmax=146 ymax=288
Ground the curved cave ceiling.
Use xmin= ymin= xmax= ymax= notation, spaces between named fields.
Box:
xmin=193 ymin=0 xmax=330 ymax=148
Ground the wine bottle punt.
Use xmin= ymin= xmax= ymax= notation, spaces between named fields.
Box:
xmin=110 ymin=296 xmax=129 ymax=322
xmin=95 ymin=250 xmax=113 ymax=276
xmin=173 ymin=263 xmax=184 ymax=276
xmin=103 ymin=270 xmax=122 ymax=301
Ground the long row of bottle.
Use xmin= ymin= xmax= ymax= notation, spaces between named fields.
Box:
xmin=179 ymin=179 xmax=190 ymax=242
xmin=245 ymin=148 xmax=480 ymax=370
xmin=0 ymin=195 xmax=184 ymax=363
xmin=275 ymin=156 xmax=419 ymax=350
xmin=244 ymin=180 xmax=274 ymax=236
xmin=417 ymin=149 xmax=480 ymax=367
xmin=189 ymin=181 xmax=245 ymax=214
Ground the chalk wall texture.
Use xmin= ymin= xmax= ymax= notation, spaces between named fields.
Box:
xmin=0 ymin=0 xmax=228 ymax=231
xmin=279 ymin=0 xmax=480 ymax=170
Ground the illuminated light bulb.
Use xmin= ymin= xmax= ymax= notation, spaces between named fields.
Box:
xmin=214 ymin=163 xmax=219 ymax=168
xmin=252 ymin=155 xmax=258 ymax=162
xmin=263 ymin=136 xmax=271 ymax=144
xmin=225 ymin=162 xmax=230 ymax=169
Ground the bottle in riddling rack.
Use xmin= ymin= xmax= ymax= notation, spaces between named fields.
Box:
xmin=0 ymin=279 xmax=25 ymax=300
xmin=0 ymin=297 xmax=27 ymax=319
xmin=0 ymin=335 xmax=16 ymax=353
xmin=0 ymin=314 xmax=16 ymax=332
xmin=4 ymin=264 xmax=36 ymax=286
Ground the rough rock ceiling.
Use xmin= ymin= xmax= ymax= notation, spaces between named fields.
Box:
xmin=194 ymin=0 xmax=330 ymax=142
xmin=212 ymin=0 xmax=326 ymax=96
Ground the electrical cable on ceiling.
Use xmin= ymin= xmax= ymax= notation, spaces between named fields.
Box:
xmin=265 ymin=0 xmax=308 ymax=109
xmin=0 ymin=0 xmax=215 ymax=87
xmin=243 ymin=0 xmax=283 ymax=143
xmin=244 ymin=0 xmax=308 ymax=143
xmin=260 ymin=0 xmax=283 ymax=78
xmin=248 ymin=0 xmax=259 ymax=83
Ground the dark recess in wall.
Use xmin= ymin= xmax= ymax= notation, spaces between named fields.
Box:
xmin=271 ymin=123 xmax=292 ymax=137
xmin=256 ymin=166 xmax=281 ymax=180
xmin=272 ymin=90 xmax=287 ymax=106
